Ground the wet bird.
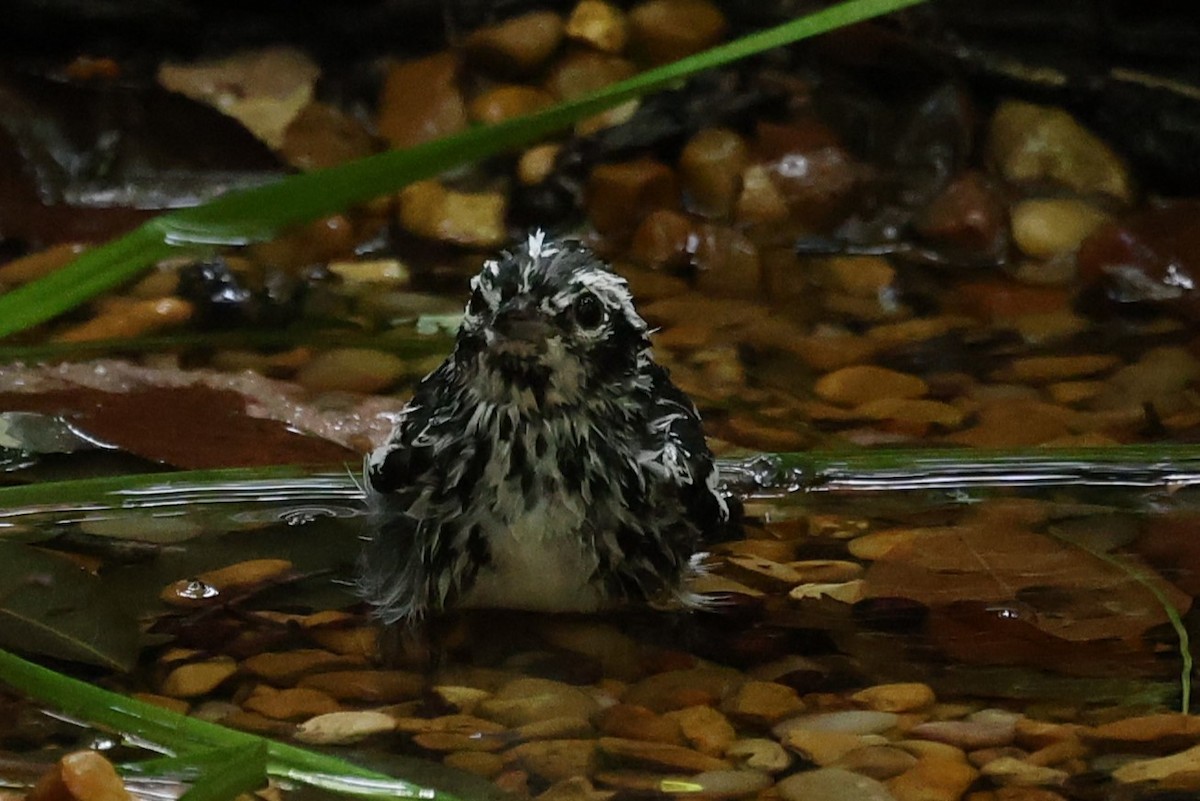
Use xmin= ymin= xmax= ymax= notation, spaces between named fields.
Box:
xmin=359 ymin=231 xmax=728 ymax=626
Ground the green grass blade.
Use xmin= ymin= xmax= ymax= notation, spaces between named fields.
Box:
xmin=0 ymin=0 xmax=926 ymax=339
xmin=1048 ymin=528 xmax=1194 ymax=714
xmin=0 ymin=647 xmax=459 ymax=800
xmin=173 ymin=743 xmax=268 ymax=801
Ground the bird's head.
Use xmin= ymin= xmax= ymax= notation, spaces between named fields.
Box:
xmin=454 ymin=231 xmax=651 ymax=409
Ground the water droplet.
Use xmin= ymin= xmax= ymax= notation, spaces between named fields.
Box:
xmin=178 ymin=579 xmax=219 ymax=600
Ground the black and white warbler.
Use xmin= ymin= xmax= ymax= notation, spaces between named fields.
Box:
xmin=359 ymin=231 xmax=728 ymax=625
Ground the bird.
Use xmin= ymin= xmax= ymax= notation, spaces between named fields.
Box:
xmin=358 ymin=230 xmax=728 ymax=626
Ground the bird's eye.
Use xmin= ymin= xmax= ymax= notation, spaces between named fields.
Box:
xmin=468 ymin=289 xmax=489 ymax=317
xmin=572 ymin=292 xmax=605 ymax=330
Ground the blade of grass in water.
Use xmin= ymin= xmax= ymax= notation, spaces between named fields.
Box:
xmin=0 ymin=0 xmax=927 ymax=339
xmin=1048 ymin=527 xmax=1194 ymax=714
xmin=0 ymin=646 xmax=459 ymax=800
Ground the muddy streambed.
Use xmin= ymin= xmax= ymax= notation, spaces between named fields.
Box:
xmin=3 ymin=2 xmax=1200 ymax=800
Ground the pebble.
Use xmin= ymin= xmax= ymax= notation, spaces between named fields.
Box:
xmin=1083 ymin=712 xmax=1200 ymax=747
xmin=783 ymin=729 xmax=872 ymax=765
xmin=0 ymin=243 xmax=87 ymax=286
xmin=854 ymin=398 xmax=965 ymax=428
xmin=788 ymin=580 xmax=865 ymax=603
xmin=159 ymin=658 xmax=238 ymax=698
xmin=398 ymin=181 xmax=507 ymax=248
xmin=722 ymin=681 xmax=804 ymax=727
xmin=788 ymin=560 xmax=863 ymax=583
xmin=294 ymin=348 xmax=408 ymax=394
xmin=57 ymin=297 xmax=194 ymax=343
xmin=664 ymin=705 xmax=738 ymax=756
xmin=464 ymin=11 xmax=565 ymax=77
xmin=979 ymin=757 xmax=1068 ymax=787
xmin=1010 ymin=199 xmax=1112 ymax=259
xmin=544 ymin=51 xmax=635 ymax=101
xmin=241 ymin=685 xmax=341 ymax=720
xmin=160 ymin=558 xmax=294 ymax=606
xmin=623 ymin=667 xmax=743 ymax=712
xmin=296 ymin=670 xmax=424 ymax=702
xmin=627 ymin=0 xmax=726 ymax=64
xmin=535 ymin=777 xmax=613 ymax=801
xmin=377 ymin=52 xmax=466 ymax=149
xmin=689 ymin=769 xmax=772 ymax=798
xmin=814 ymin=365 xmax=929 ymax=406
xmin=774 ymin=711 xmax=900 ymax=739
xmin=993 ymin=354 xmax=1119 ymax=384
xmin=445 ymin=751 xmax=505 ymax=779
xmin=1111 ymin=742 xmax=1200 ymax=783
xmin=293 ymin=710 xmax=396 ymax=744
xmin=833 ymin=745 xmax=919 ymax=780
xmin=986 ymin=100 xmax=1132 ymax=202
xmin=565 ymin=0 xmax=628 ymax=52
xmin=29 ymin=750 xmax=132 ymax=801
xmin=914 ymin=170 xmax=1006 ymax=254
xmin=477 ymin=678 xmax=601 ymax=727
xmin=515 ymin=716 xmax=594 ymax=741
xmin=852 ymin=684 xmax=937 ymax=714
xmin=597 ymin=704 xmax=684 ymax=745
xmin=469 ymin=85 xmax=554 ymax=125
xmin=518 ymin=143 xmax=562 ymax=186
xmin=888 ymin=753 xmax=977 ymax=801
xmin=726 ymin=738 xmax=792 ymax=773
xmin=587 ymin=158 xmax=679 ymax=237
xmin=777 ymin=766 xmax=897 ymax=801
xmin=679 ymin=128 xmax=749 ymax=218
xmin=722 ymin=555 xmax=805 ymax=591
xmin=910 ymin=717 xmax=1018 ymax=750
xmin=598 ymin=737 xmax=731 ymax=773
xmin=241 ymin=649 xmax=363 ymax=683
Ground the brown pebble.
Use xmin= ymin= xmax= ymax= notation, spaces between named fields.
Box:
xmin=30 ymin=751 xmax=132 ymax=801
xmin=57 ymin=297 xmax=193 ymax=343
xmin=465 ymin=11 xmax=565 ymax=77
xmin=242 ymin=649 xmax=362 ymax=683
xmin=544 ymin=51 xmax=636 ymax=101
xmin=654 ymin=706 xmax=736 ymax=759
xmin=242 ymin=685 xmax=341 ymax=720
xmin=852 ymin=683 xmax=936 ymax=713
xmin=599 ymin=737 xmax=731 ymax=773
xmin=815 ymin=365 xmax=929 ymax=407
xmin=159 ymin=558 xmax=293 ymax=607
xmin=298 ymin=670 xmax=424 ymax=702
xmin=506 ymin=739 xmax=598 ymax=782
xmin=628 ymin=0 xmax=726 ymax=64
xmin=0 ymin=243 xmax=88 ymax=286
xmin=294 ymin=711 xmax=396 ymax=744
xmin=565 ymin=0 xmax=628 ymax=53
xmin=587 ymin=159 xmax=679 ymax=238
xmin=398 ymin=180 xmax=507 ymax=247
xmin=159 ymin=658 xmax=238 ymax=698
xmin=598 ymin=704 xmax=685 ymax=745
xmin=469 ymin=85 xmax=554 ymax=125
xmin=445 ymin=751 xmax=506 ymax=779
xmin=377 ymin=52 xmax=466 ymax=149
xmin=679 ymin=128 xmax=749 ymax=218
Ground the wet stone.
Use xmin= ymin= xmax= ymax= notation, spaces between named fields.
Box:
xmin=1010 ymin=198 xmax=1112 ymax=259
xmin=565 ymin=0 xmax=628 ymax=53
xmin=294 ymin=348 xmax=408 ymax=394
xmin=775 ymin=711 xmax=900 ymax=740
xmin=887 ymin=752 xmax=978 ymax=801
xmin=506 ymin=739 xmax=598 ymax=783
xmin=297 ymin=670 xmax=424 ymax=702
xmin=241 ymin=685 xmax=341 ymax=720
xmin=777 ymin=766 xmax=897 ymax=801
xmin=241 ymin=649 xmax=362 ymax=683
xmin=598 ymin=704 xmax=685 ymax=745
xmin=598 ymin=737 xmax=731 ymax=773
xmin=979 ymin=757 xmax=1069 ymax=788
xmin=159 ymin=657 xmax=238 ymax=698
xmin=664 ymin=704 xmax=738 ymax=756
xmin=30 ymin=750 xmax=133 ymax=801
xmin=722 ymin=680 xmax=804 ymax=727
xmin=783 ymin=729 xmax=875 ymax=766
xmin=293 ymin=710 xmax=396 ymax=744
xmin=689 ymin=769 xmax=773 ymax=799
xmin=815 ymin=365 xmax=928 ymax=406
xmin=726 ymin=738 xmax=791 ymax=773
xmin=477 ymin=677 xmax=601 ymax=727
xmin=623 ymin=667 xmax=743 ymax=712
xmin=464 ymin=11 xmax=565 ymax=77
xmin=851 ymin=683 xmax=937 ymax=714
xmin=377 ymin=53 xmax=466 ymax=149
xmin=627 ymin=0 xmax=727 ymax=65
xmin=445 ymin=751 xmax=505 ymax=779
xmin=833 ymin=745 xmax=919 ymax=781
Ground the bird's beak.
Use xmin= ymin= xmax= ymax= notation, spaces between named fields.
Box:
xmin=493 ymin=306 xmax=552 ymax=344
